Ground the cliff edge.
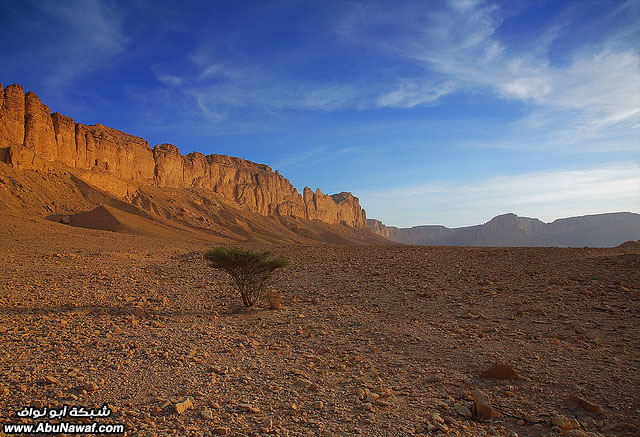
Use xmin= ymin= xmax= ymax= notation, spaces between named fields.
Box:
xmin=0 ymin=83 xmax=366 ymax=228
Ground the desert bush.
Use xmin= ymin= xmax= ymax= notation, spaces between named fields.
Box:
xmin=204 ymin=247 xmax=289 ymax=308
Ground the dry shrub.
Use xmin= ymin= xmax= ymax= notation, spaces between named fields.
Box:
xmin=204 ymin=247 xmax=289 ymax=308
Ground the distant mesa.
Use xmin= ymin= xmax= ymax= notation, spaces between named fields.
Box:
xmin=368 ymin=212 xmax=640 ymax=247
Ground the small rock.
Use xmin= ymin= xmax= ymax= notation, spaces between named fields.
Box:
xmin=212 ymin=426 xmax=230 ymax=436
xmin=436 ymin=422 xmax=449 ymax=433
xmin=600 ymin=423 xmax=616 ymax=432
xmin=60 ymin=215 xmax=72 ymax=224
xmin=365 ymin=393 xmax=379 ymax=403
xmin=472 ymin=389 xmax=492 ymax=421
xmin=361 ymin=402 xmax=374 ymax=411
xmin=431 ymin=412 xmax=445 ymax=424
xmin=552 ymin=415 xmax=580 ymax=431
xmin=481 ymin=364 xmax=518 ymax=379
xmin=43 ymin=376 xmax=59 ymax=384
xmin=295 ymin=377 xmax=313 ymax=389
xmin=238 ymin=403 xmax=252 ymax=412
xmin=567 ymin=394 xmax=603 ymax=415
xmin=84 ymin=381 xmax=98 ymax=392
xmin=313 ymin=400 xmax=324 ymax=410
xmin=238 ymin=403 xmax=260 ymax=413
xmin=200 ymin=407 xmax=213 ymax=420
xmin=454 ymin=403 xmax=472 ymax=418
xmin=175 ymin=398 xmax=193 ymax=415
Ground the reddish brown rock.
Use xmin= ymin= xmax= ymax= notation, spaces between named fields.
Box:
xmin=153 ymin=143 xmax=184 ymax=187
xmin=481 ymin=363 xmax=518 ymax=379
xmin=52 ymin=112 xmax=77 ymax=167
xmin=367 ymin=218 xmax=390 ymax=237
xmin=0 ymin=84 xmax=26 ymax=155
xmin=75 ymin=123 xmax=155 ymax=184
xmin=472 ymin=389 xmax=492 ymax=421
xmin=568 ymin=394 xmax=603 ymax=415
xmin=24 ymin=92 xmax=56 ymax=161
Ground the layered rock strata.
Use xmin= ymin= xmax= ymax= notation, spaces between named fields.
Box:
xmin=0 ymin=84 xmax=366 ymax=227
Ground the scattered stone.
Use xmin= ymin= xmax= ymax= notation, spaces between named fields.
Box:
xmin=600 ymin=422 xmax=617 ymax=432
xmin=361 ymin=402 xmax=374 ymax=411
xmin=295 ymin=377 xmax=313 ymax=389
xmin=43 ymin=375 xmax=59 ymax=384
xmin=200 ymin=406 xmax=213 ymax=420
xmin=84 ymin=381 xmax=98 ymax=391
xmin=435 ymin=422 xmax=449 ymax=433
xmin=356 ymin=388 xmax=368 ymax=400
xmin=238 ymin=403 xmax=260 ymax=413
xmin=454 ymin=403 xmax=472 ymax=418
xmin=175 ymin=398 xmax=193 ymax=415
xmin=313 ymin=400 xmax=324 ymax=410
xmin=212 ymin=426 xmax=230 ymax=436
xmin=567 ymin=394 xmax=603 ymax=414
xmin=431 ymin=412 xmax=445 ymax=424
xmin=472 ymin=389 xmax=492 ymax=421
xmin=365 ymin=392 xmax=379 ymax=403
xmin=551 ymin=415 xmax=580 ymax=431
xmin=481 ymin=363 xmax=518 ymax=379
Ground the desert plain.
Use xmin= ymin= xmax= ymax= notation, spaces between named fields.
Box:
xmin=1 ymin=210 xmax=638 ymax=437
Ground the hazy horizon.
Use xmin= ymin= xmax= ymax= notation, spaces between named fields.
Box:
xmin=1 ymin=0 xmax=638 ymax=228
xmin=372 ymin=210 xmax=640 ymax=230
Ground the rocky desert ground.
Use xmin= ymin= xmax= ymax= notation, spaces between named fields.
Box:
xmin=1 ymin=210 xmax=639 ymax=436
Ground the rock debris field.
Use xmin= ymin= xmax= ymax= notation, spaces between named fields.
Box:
xmin=0 ymin=212 xmax=639 ymax=436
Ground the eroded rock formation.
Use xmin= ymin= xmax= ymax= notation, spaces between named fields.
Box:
xmin=0 ymin=83 xmax=366 ymax=227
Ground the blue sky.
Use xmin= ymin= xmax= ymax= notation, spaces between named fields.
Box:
xmin=1 ymin=0 xmax=638 ymax=227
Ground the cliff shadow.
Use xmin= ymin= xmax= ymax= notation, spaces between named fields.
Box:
xmin=68 ymin=173 xmax=156 ymax=221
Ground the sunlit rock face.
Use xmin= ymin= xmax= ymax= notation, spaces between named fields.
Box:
xmin=0 ymin=83 xmax=367 ymax=228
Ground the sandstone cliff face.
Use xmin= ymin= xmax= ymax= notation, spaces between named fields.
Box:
xmin=367 ymin=218 xmax=392 ymax=238
xmin=0 ymin=84 xmax=25 ymax=149
xmin=0 ymin=83 xmax=367 ymax=227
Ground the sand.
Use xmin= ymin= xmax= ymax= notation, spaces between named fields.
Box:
xmin=0 ymin=211 xmax=639 ymax=436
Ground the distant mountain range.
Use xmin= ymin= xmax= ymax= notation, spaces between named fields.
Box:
xmin=368 ymin=212 xmax=640 ymax=247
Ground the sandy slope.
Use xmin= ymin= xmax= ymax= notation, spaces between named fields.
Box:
xmin=0 ymin=211 xmax=638 ymax=436
xmin=0 ymin=164 xmax=388 ymax=246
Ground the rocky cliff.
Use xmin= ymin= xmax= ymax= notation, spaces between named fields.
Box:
xmin=0 ymin=83 xmax=366 ymax=227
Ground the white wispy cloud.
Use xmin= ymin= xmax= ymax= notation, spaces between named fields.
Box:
xmin=272 ymin=144 xmax=362 ymax=172
xmin=360 ymin=163 xmax=640 ymax=228
xmin=151 ymin=65 xmax=183 ymax=87
xmin=376 ymin=80 xmax=457 ymax=108
xmin=33 ymin=0 xmax=128 ymax=86
xmin=341 ymin=0 xmax=639 ymax=151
